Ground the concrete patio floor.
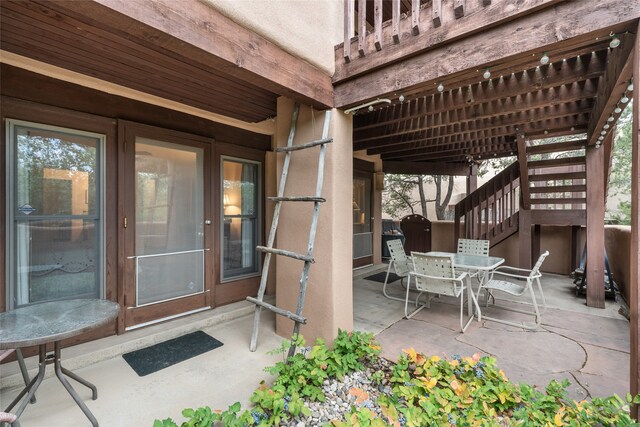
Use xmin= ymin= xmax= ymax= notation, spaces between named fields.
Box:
xmin=0 ymin=265 xmax=632 ymax=426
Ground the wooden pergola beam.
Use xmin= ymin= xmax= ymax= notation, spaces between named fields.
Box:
xmin=373 ymin=133 xmax=514 ymax=157
xmin=382 ymin=143 xmax=518 ymax=162
xmin=355 ymin=76 xmax=600 ymax=133
xmin=354 ymin=103 xmax=592 ymax=146
xmin=359 ymin=115 xmax=588 ymax=153
xmin=382 ymin=160 xmax=470 ymax=176
xmin=334 ymin=0 xmax=640 ymax=108
xmin=587 ymin=33 xmax=636 ymax=146
xmin=62 ymin=0 xmax=334 ymax=109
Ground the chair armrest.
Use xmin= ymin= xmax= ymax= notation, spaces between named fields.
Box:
xmin=410 ymin=271 xmax=466 ymax=283
xmin=494 ymin=265 xmax=532 ymax=274
xmin=488 ymin=270 xmax=531 ymax=281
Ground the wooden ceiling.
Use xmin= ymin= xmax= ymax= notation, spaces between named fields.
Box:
xmin=351 ymin=30 xmax=636 ymax=168
xmin=0 ymin=0 xmax=280 ymax=123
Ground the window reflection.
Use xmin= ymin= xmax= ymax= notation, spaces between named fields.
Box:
xmin=222 ymin=159 xmax=260 ymax=279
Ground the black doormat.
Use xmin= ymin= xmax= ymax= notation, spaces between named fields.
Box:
xmin=122 ymin=331 xmax=223 ymax=377
xmin=363 ymin=272 xmax=402 ymax=283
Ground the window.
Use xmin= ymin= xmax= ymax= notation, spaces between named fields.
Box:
xmin=6 ymin=120 xmax=105 ymax=307
xmin=221 ymin=157 xmax=261 ymax=280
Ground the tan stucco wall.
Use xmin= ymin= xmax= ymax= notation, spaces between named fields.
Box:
xmin=430 ymin=222 xmax=576 ymax=275
xmin=203 ymin=0 xmax=343 ymax=76
xmin=274 ymin=97 xmax=353 ymax=345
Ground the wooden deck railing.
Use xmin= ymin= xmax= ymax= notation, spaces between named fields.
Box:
xmin=342 ymin=0 xmax=494 ymax=63
xmin=454 ymin=161 xmax=520 ymax=246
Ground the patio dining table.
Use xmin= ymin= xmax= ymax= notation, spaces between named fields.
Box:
xmin=0 ymin=299 xmax=119 ymax=427
xmin=424 ymin=251 xmax=505 ymax=316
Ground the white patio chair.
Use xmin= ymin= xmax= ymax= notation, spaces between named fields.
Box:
xmin=457 ymin=238 xmax=490 ymax=256
xmin=479 ymin=250 xmax=549 ymax=330
xmin=382 ymin=239 xmax=414 ymax=302
xmin=0 ymin=411 xmax=20 ymax=426
xmin=405 ymin=253 xmax=480 ymax=333
xmin=456 ymin=238 xmax=490 ymax=281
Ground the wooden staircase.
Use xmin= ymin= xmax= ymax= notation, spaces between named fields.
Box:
xmin=454 ymin=138 xmax=588 ymax=260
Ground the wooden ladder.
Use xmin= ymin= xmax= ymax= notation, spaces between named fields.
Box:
xmin=247 ymin=103 xmax=332 ymax=356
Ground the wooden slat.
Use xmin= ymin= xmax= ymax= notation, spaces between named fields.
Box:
xmin=528 ymin=171 xmax=586 ymax=181
xmin=527 ymin=139 xmax=586 ymax=155
xmin=268 ymin=196 xmax=326 ymax=203
xmin=432 ymin=0 xmax=442 ymax=27
xmin=453 ymin=0 xmax=465 ymax=18
xmin=530 ymin=197 xmax=586 ymax=204
xmin=531 ymin=209 xmax=586 ymax=225
xmin=275 ymin=137 xmax=332 ymax=152
xmin=585 ymin=145 xmax=605 ymax=308
xmin=255 ymin=246 xmax=314 ymax=263
xmin=528 ymin=156 xmax=585 ymax=169
xmin=529 ymin=184 xmax=586 ymax=193
xmin=517 ymin=134 xmax=531 ymax=210
xmin=50 ymin=0 xmax=334 ymax=108
xmin=246 ymin=297 xmax=307 ymax=324
xmin=358 ymin=0 xmax=366 ymax=57
xmin=392 ymin=0 xmax=400 ymax=43
xmin=344 ymin=0 xmax=354 ymax=62
xmin=333 ymin=0 xmax=640 ymax=107
xmin=411 ymin=0 xmax=420 ymax=35
xmin=382 ymin=160 xmax=470 ymax=176
xmin=374 ymin=0 xmax=383 ymax=51
xmin=587 ymin=33 xmax=636 ymax=146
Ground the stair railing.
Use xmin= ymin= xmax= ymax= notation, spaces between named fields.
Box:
xmin=454 ymin=162 xmax=521 ymax=246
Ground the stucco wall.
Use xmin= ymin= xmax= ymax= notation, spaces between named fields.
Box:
xmin=203 ymin=0 xmax=343 ymax=76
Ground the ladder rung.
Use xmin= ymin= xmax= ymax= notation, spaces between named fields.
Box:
xmin=268 ymin=196 xmax=326 ymax=203
xmin=275 ymin=137 xmax=333 ymax=152
xmin=256 ymin=246 xmax=314 ymax=263
xmin=246 ymin=297 xmax=307 ymax=324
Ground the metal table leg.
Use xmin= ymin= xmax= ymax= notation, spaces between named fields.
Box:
xmin=53 ymin=341 xmax=99 ymax=427
xmin=5 ymin=345 xmax=46 ymax=418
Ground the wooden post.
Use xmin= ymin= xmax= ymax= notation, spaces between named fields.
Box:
xmin=358 ymin=0 xmax=366 ymax=57
xmin=411 ymin=0 xmax=420 ymax=35
xmin=571 ymin=225 xmax=581 ymax=271
xmin=585 ymin=145 xmax=605 ymax=308
xmin=519 ymin=209 xmax=532 ymax=269
xmin=343 ymin=0 xmax=354 ymax=62
xmin=392 ymin=0 xmax=400 ymax=43
xmin=533 ymin=224 xmax=541 ymax=261
xmin=432 ymin=0 xmax=442 ymax=27
xmin=374 ymin=0 xmax=382 ymax=51
xmin=467 ymin=164 xmax=477 ymax=194
xmin=517 ymin=133 xmax=530 ymax=209
xmin=630 ymin=21 xmax=640 ymax=419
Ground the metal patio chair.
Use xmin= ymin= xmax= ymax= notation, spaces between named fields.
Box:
xmin=382 ymin=238 xmax=414 ymax=302
xmin=0 ymin=411 xmax=20 ymax=427
xmin=456 ymin=238 xmax=490 ymax=282
xmin=405 ymin=253 xmax=480 ymax=333
xmin=479 ymin=250 xmax=549 ymax=330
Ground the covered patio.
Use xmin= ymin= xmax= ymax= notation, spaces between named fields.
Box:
xmin=0 ymin=267 xmax=629 ymax=425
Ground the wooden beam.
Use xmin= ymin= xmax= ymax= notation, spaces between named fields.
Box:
xmin=344 ymin=0 xmax=354 ymax=62
xmin=526 ymin=139 xmax=586 ymax=155
xmin=373 ymin=134 xmax=514 ymax=157
xmin=587 ymin=33 xmax=636 ymax=146
xmin=585 ymin=145 xmax=605 ymax=308
xmin=467 ymin=164 xmax=478 ymax=193
xmin=630 ymin=20 xmax=640 ymax=419
xmin=517 ymin=134 xmax=531 ymax=209
xmin=529 ymin=171 xmax=586 ymax=181
xmin=358 ymin=115 xmax=588 ymax=153
xmin=382 ymin=160 xmax=470 ymax=176
xmin=529 ymin=184 xmax=586 ymax=193
xmin=528 ymin=156 xmax=586 ymax=169
xmin=432 ymin=0 xmax=442 ymax=27
xmin=531 ymin=209 xmax=586 ymax=225
xmin=411 ymin=0 xmax=420 ymax=35
xmin=374 ymin=0 xmax=383 ymax=51
xmin=60 ymin=0 xmax=333 ymax=109
xmin=519 ymin=208 xmax=532 ymax=269
xmin=453 ymin=0 xmax=465 ymax=19
xmin=392 ymin=0 xmax=400 ymax=43
xmin=530 ymin=197 xmax=586 ymax=205
xmin=358 ymin=0 xmax=366 ymax=57
xmin=354 ymin=70 xmax=603 ymax=132
xmin=334 ymin=0 xmax=640 ymax=107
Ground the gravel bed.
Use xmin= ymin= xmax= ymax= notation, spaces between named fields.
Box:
xmin=280 ymin=358 xmax=393 ymax=427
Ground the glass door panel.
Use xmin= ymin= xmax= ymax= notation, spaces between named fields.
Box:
xmin=134 ymin=138 xmax=204 ymax=306
xmin=353 ymin=174 xmax=373 ymax=266
xmin=8 ymin=121 xmax=103 ymax=307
